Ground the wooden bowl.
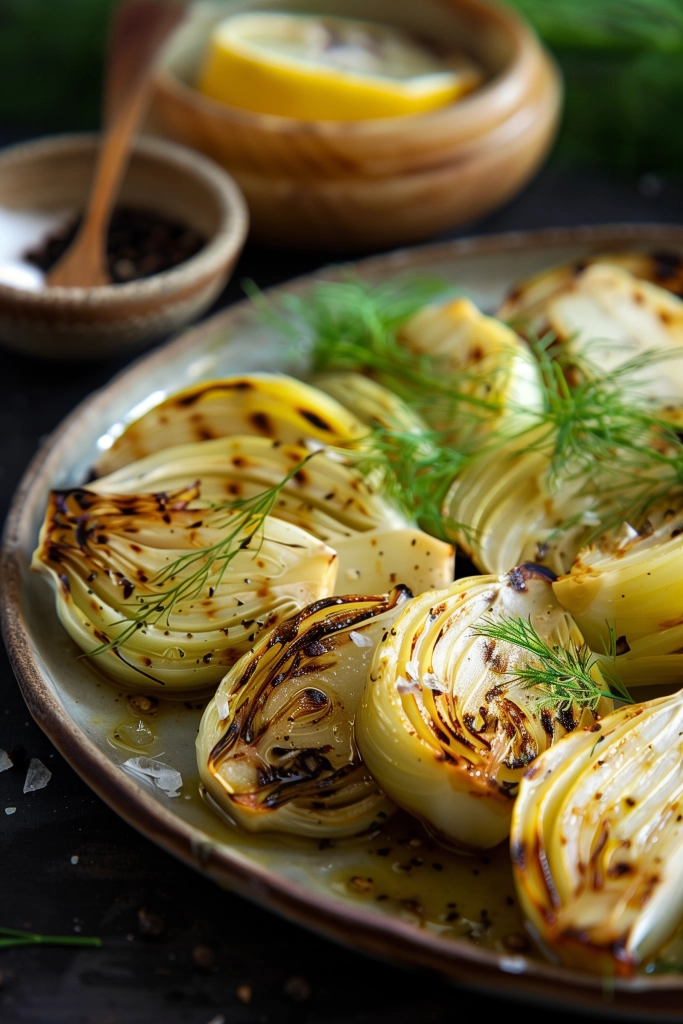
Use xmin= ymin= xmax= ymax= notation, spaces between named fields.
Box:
xmin=0 ymin=134 xmax=249 ymax=360
xmin=149 ymin=0 xmax=561 ymax=252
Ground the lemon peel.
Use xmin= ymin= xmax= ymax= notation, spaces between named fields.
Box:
xmin=197 ymin=12 xmax=482 ymax=121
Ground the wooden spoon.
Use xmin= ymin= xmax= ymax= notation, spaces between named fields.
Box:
xmin=47 ymin=0 xmax=187 ymax=288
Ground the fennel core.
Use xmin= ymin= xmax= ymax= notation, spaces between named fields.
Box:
xmin=473 ymin=615 xmax=633 ymax=713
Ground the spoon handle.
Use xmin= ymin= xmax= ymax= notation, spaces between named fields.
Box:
xmin=47 ymin=0 xmax=187 ymax=288
xmin=104 ymin=0 xmax=187 ymax=128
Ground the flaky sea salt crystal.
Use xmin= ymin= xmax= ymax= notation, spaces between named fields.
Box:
xmin=23 ymin=758 xmax=52 ymax=793
xmin=324 ymin=449 xmax=348 ymax=463
xmin=0 ymin=749 xmax=12 ymax=773
xmin=155 ymin=768 xmax=183 ymax=796
xmin=0 ymin=207 xmax=72 ymax=292
xmin=122 ymin=756 xmax=182 ymax=798
xmin=215 ymin=691 xmax=231 ymax=721
xmin=405 ymin=659 xmax=420 ymax=682
xmin=423 ymin=672 xmax=447 ymax=692
xmin=349 ymin=630 xmax=373 ymax=648
xmin=396 ymin=676 xmax=420 ymax=695
xmin=617 ymin=522 xmax=639 ymax=549
xmin=500 ymin=956 xmax=527 ymax=974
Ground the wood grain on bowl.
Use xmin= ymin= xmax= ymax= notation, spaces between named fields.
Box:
xmin=5 ymin=226 xmax=683 ymax=1016
xmin=148 ymin=0 xmax=561 ymax=251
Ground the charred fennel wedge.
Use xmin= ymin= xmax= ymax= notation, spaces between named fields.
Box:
xmin=355 ymin=565 xmax=614 ymax=851
xmin=397 ymin=295 xmax=543 ymax=438
xmin=444 ymin=340 xmax=682 ymax=575
xmin=512 ymin=691 xmax=683 ymax=977
xmin=444 ymin=429 xmax=599 ymax=575
xmin=553 ymin=503 xmax=683 ymax=687
xmin=32 ymin=486 xmax=338 ymax=693
xmin=312 ymin=372 xmax=429 ymax=437
xmin=90 ymin=435 xmax=454 ymax=598
xmin=267 ymin=280 xmax=542 ymax=446
xmin=197 ymin=588 xmax=411 ymax=837
xmin=96 ymin=373 xmax=368 ymax=476
xmin=91 ymin=435 xmax=401 ymax=540
xmin=500 ymin=261 xmax=683 ymax=420
xmin=498 ymin=251 xmax=683 ymax=331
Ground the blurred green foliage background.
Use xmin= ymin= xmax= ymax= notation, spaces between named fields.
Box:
xmin=1 ymin=0 xmax=682 ymax=177
xmin=513 ymin=0 xmax=683 ymax=175
xmin=0 ymin=0 xmax=116 ymax=130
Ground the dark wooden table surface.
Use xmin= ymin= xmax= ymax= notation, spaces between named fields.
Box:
xmin=1 ymin=132 xmax=682 ymax=1023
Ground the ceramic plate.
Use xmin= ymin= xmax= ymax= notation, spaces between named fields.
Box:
xmin=5 ymin=226 xmax=683 ymax=1018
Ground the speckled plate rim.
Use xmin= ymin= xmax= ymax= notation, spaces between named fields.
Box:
xmin=4 ymin=224 xmax=683 ymax=1019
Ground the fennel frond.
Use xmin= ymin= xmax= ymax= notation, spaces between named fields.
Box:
xmin=473 ymin=615 xmax=633 ymax=712
xmin=510 ymin=330 xmax=683 ymax=537
xmin=526 ymin=332 xmax=682 ymax=482
xmin=349 ymin=427 xmax=469 ymax=540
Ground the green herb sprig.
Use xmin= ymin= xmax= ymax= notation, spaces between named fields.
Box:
xmin=524 ymin=331 xmax=682 ymax=482
xmin=511 ymin=329 xmax=683 ymax=536
xmin=0 ymin=926 xmax=101 ymax=949
xmin=473 ymin=615 xmax=633 ymax=712
xmin=256 ymin=276 xmax=453 ymax=374
xmin=351 ymin=426 xmax=470 ymax=540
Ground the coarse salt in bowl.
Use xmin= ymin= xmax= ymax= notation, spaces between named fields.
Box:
xmin=0 ymin=134 xmax=248 ymax=360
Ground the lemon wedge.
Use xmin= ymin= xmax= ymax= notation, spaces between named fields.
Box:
xmin=196 ymin=12 xmax=483 ymax=121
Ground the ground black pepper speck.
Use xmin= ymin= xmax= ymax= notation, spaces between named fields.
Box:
xmin=26 ymin=206 xmax=205 ymax=284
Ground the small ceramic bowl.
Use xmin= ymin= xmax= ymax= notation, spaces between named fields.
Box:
xmin=0 ymin=133 xmax=249 ymax=360
xmin=148 ymin=0 xmax=561 ymax=252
